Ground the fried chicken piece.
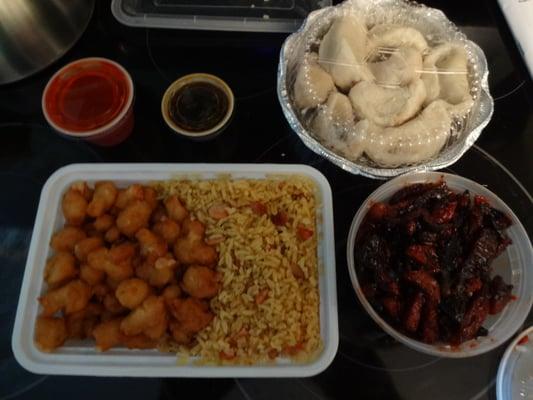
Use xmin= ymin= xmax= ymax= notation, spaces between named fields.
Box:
xmin=116 ymin=200 xmax=152 ymax=237
xmin=115 ymin=278 xmax=151 ymax=309
xmin=173 ymin=219 xmax=217 ymax=266
xmin=164 ymin=195 xmax=188 ymax=223
xmin=135 ymin=257 xmax=176 ymax=288
xmin=74 ymin=237 xmax=103 ymax=262
xmin=181 ymin=265 xmax=220 ymax=299
xmin=162 ymin=285 xmax=181 ymax=303
xmin=143 ymin=187 xmax=158 ymax=211
xmin=79 ymin=263 xmax=105 ymax=286
xmin=120 ymin=296 xmax=167 ymax=337
xmin=136 ymin=228 xmax=167 ymax=261
xmin=104 ymin=293 xmax=128 ymax=314
xmin=168 ymin=297 xmax=214 ymax=335
xmin=116 ymin=184 xmax=145 ymax=209
xmin=154 ymin=254 xmax=178 ymax=270
xmin=87 ymin=181 xmax=118 ymax=218
xmin=66 ymin=303 xmax=103 ymax=339
xmin=104 ymin=226 xmax=121 ymax=243
xmin=87 ymin=243 xmax=135 ymax=282
xmin=93 ymin=318 xmax=123 ymax=351
xmin=91 ymin=283 xmax=110 ymax=302
xmin=169 ymin=321 xmax=192 ymax=345
xmin=35 ymin=316 xmax=67 ymax=352
xmin=39 ymin=280 xmax=92 ymax=316
xmin=153 ymin=219 xmax=181 ymax=245
xmin=151 ymin=205 xmax=168 ymax=224
xmin=144 ymin=315 xmax=168 ymax=340
xmin=122 ymin=334 xmax=158 ymax=349
xmin=93 ymin=214 xmax=114 ymax=232
xmin=91 ymin=315 xmax=157 ymax=350
xmin=62 ymin=187 xmax=88 ymax=226
xmin=44 ymin=252 xmax=78 ymax=287
xmin=50 ymin=226 xmax=86 ymax=252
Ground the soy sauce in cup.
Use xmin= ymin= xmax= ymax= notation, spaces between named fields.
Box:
xmin=162 ymin=73 xmax=234 ymax=140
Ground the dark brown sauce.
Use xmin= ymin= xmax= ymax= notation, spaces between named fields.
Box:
xmin=168 ymin=81 xmax=229 ymax=132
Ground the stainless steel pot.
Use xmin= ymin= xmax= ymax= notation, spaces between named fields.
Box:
xmin=0 ymin=0 xmax=95 ymax=85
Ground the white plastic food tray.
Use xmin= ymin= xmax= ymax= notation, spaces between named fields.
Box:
xmin=12 ymin=163 xmax=338 ymax=377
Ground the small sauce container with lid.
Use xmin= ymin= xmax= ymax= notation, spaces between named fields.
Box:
xmin=161 ymin=73 xmax=234 ymax=140
xmin=42 ymin=57 xmax=134 ymax=146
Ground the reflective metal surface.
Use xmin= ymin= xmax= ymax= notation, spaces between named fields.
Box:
xmin=0 ymin=0 xmax=94 ymax=85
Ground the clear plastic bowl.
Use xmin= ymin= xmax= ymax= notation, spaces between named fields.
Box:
xmin=346 ymin=171 xmax=533 ymax=357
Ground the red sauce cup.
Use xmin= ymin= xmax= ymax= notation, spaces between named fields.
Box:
xmin=42 ymin=57 xmax=134 ymax=146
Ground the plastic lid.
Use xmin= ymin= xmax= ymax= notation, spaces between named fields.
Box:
xmin=111 ymin=0 xmax=332 ymax=32
xmin=497 ymin=326 xmax=533 ymax=400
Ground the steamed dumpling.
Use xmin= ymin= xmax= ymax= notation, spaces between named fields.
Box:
xmin=312 ymin=92 xmax=356 ymax=154
xmin=369 ymin=47 xmax=422 ymax=86
xmin=357 ymin=100 xmax=452 ymax=166
xmin=349 ymin=79 xmax=426 ymax=126
xmin=368 ymin=24 xmax=428 ymax=53
xmin=318 ymin=16 xmax=374 ymax=91
xmin=421 ymin=43 xmax=470 ymax=106
xmin=293 ymin=53 xmax=335 ymax=110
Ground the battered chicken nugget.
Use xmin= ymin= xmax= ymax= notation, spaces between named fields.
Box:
xmin=116 ymin=184 xmax=144 ymax=209
xmin=151 ymin=205 xmax=167 ymax=224
xmin=109 ymin=242 xmax=136 ymax=263
xmin=93 ymin=318 xmax=123 ymax=351
xmin=173 ymin=219 xmax=217 ymax=266
xmin=39 ymin=280 xmax=92 ymax=316
xmin=181 ymin=265 xmax=220 ymax=299
xmin=87 ymin=181 xmax=118 ymax=218
xmin=87 ymin=244 xmax=134 ymax=282
xmin=71 ymin=181 xmax=92 ymax=201
xmin=80 ymin=263 xmax=105 ymax=286
xmin=115 ymin=278 xmax=150 ymax=309
xmin=35 ymin=316 xmax=67 ymax=352
xmin=154 ymin=253 xmax=178 ymax=271
xmin=51 ymin=226 xmax=86 ymax=252
xmin=93 ymin=214 xmax=114 ymax=232
xmin=136 ymin=228 xmax=167 ymax=261
xmin=74 ymin=237 xmax=103 ymax=262
xmin=62 ymin=187 xmax=88 ymax=226
xmin=164 ymin=195 xmax=188 ymax=223
xmin=153 ymin=219 xmax=180 ymax=245
xmin=123 ymin=334 xmax=157 ymax=349
xmin=120 ymin=296 xmax=166 ymax=337
xmin=144 ymin=316 xmax=168 ymax=340
xmin=143 ymin=187 xmax=158 ymax=211
xmin=104 ymin=293 xmax=127 ymax=314
xmin=44 ymin=252 xmax=77 ymax=288
xmin=104 ymin=226 xmax=121 ymax=243
xmin=116 ymin=200 xmax=152 ymax=237
xmin=169 ymin=321 xmax=192 ymax=345
xmin=136 ymin=260 xmax=175 ymax=288
xmin=91 ymin=283 xmax=110 ymax=302
xmin=168 ymin=297 xmax=214 ymax=335
xmin=66 ymin=303 xmax=103 ymax=339
xmin=162 ymin=285 xmax=181 ymax=303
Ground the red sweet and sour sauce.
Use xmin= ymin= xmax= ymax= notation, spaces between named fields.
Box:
xmin=44 ymin=59 xmax=130 ymax=133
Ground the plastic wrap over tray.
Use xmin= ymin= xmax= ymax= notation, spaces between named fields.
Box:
xmin=277 ymin=0 xmax=494 ymax=179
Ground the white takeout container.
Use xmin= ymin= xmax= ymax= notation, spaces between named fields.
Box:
xmin=346 ymin=171 xmax=533 ymax=357
xmin=496 ymin=325 xmax=533 ymax=400
xmin=12 ymin=163 xmax=338 ymax=377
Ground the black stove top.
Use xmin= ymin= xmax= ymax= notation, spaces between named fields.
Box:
xmin=0 ymin=1 xmax=531 ymax=399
